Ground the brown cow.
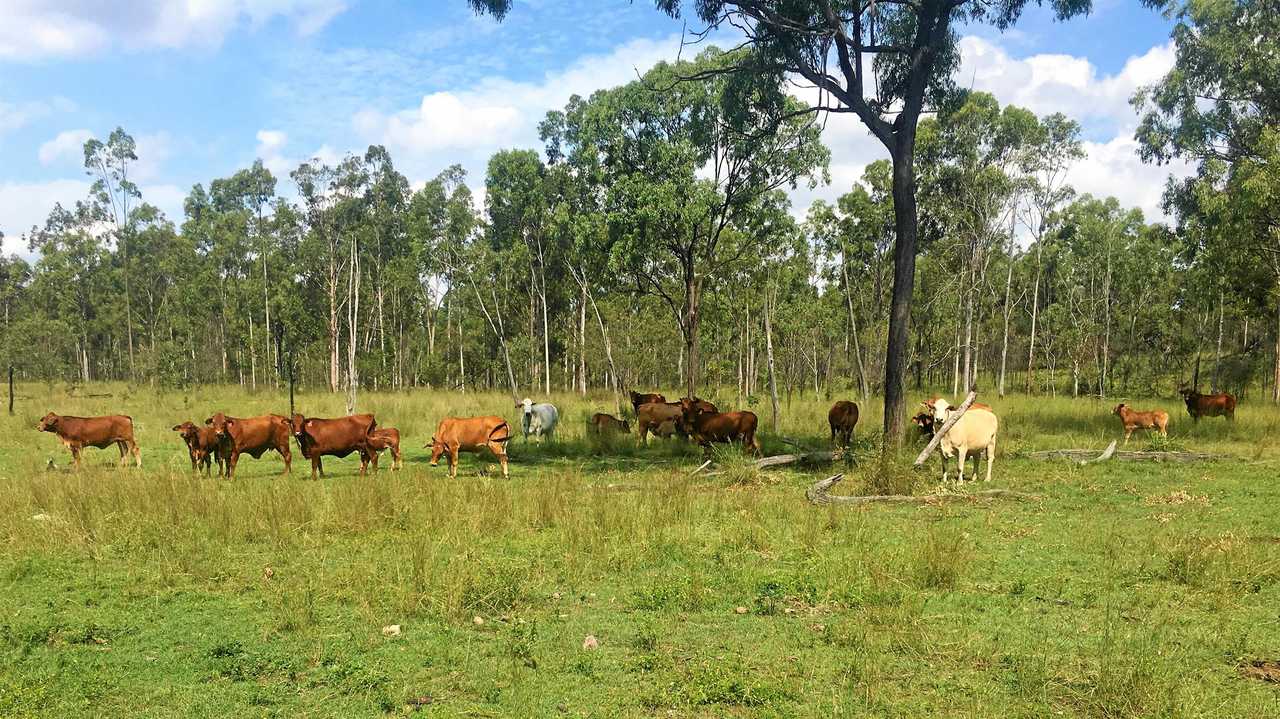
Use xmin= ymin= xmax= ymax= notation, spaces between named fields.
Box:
xmin=1113 ymin=404 xmax=1169 ymax=444
xmin=589 ymin=413 xmax=631 ymax=435
xmin=680 ymin=396 xmax=718 ymax=414
xmin=636 ymin=402 xmax=686 ymax=444
xmin=172 ymin=421 xmax=222 ymax=475
xmin=368 ymin=427 xmax=403 ymax=471
xmin=911 ymin=411 xmax=936 ymax=439
xmin=630 ymin=391 xmax=666 ymax=414
xmin=290 ymin=413 xmax=376 ymax=480
xmin=828 ymin=400 xmax=859 ymax=449
xmin=679 ymin=398 xmax=760 ymax=457
xmin=427 ymin=416 xmax=511 ymax=478
xmin=37 ymin=412 xmax=141 ymax=469
xmin=206 ymin=412 xmax=292 ymax=479
xmin=1179 ymin=388 xmax=1236 ymax=422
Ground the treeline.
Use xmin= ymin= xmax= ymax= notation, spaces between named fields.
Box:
xmin=0 ymin=48 xmax=1274 ymax=404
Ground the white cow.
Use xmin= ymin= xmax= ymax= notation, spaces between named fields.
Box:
xmin=518 ymin=398 xmax=559 ymax=443
xmin=927 ymin=398 xmax=998 ymax=483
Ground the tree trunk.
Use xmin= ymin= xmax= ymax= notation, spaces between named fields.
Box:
xmin=883 ymin=142 xmax=919 ymax=446
xmin=998 ymin=222 xmax=1015 ymax=397
xmin=764 ymin=287 xmax=780 ymax=433
xmin=841 ymin=257 xmax=869 ymax=401
xmin=1213 ymin=287 xmax=1225 ymax=392
xmin=684 ymin=273 xmax=702 ymax=399
xmin=540 ymin=264 xmax=551 ymax=397
xmin=1026 ymin=242 xmax=1043 ymax=394
xmin=346 ymin=235 xmax=360 ymax=415
xmin=1273 ymin=295 xmax=1280 ymax=403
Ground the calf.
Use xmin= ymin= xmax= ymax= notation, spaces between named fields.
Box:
xmin=926 ymin=398 xmax=998 ymax=483
xmin=635 ymin=402 xmax=685 ymax=444
xmin=37 ymin=412 xmax=141 ymax=469
xmin=172 ymin=421 xmax=222 ymax=475
xmin=518 ymin=398 xmax=559 ymax=443
xmin=206 ymin=412 xmax=292 ymax=479
xmin=368 ymin=427 xmax=403 ymax=471
xmin=1112 ymin=404 xmax=1169 ymax=444
xmin=911 ymin=411 xmax=936 ymax=440
xmin=428 ymin=416 xmax=511 ymax=478
xmin=290 ymin=413 xmax=376 ymax=480
xmin=630 ymin=391 xmax=666 ymax=415
xmin=589 ymin=413 xmax=630 ymax=435
xmin=828 ymin=400 xmax=859 ymax=449
xmin=1179 ymin=388 xmax=1236 ymax=422
xmin=679 ymin=398 xmax=760 ymax=457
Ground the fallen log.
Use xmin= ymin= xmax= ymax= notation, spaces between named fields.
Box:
xmin=1027 ymin=446 xmax=1226 ymax=463
xmin=806 ymin=473 xmax=1039 ymax=506
xmin=703 ymin=451 xmax=843 ymax=476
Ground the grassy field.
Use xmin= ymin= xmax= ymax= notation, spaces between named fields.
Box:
xmin=1 ymin=382 xmax=1279 ymax=717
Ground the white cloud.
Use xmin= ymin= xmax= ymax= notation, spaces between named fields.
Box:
xmin=1066 ymin=136 xmax=1193 ymax=222
xmin=957 ymin=36 xmax=1174 ymax=130
xmin=0 ymin=179 xmax=89 ymax=251
xmin=0 ymin=0 xmax=348 ymax=60
xmin=0 ymin=96 xmax=74 ymax=136
xmin=38 ymin=128 xmax=93 ymax=165
xmin=353 ymin=34 xmax=691 ymax=165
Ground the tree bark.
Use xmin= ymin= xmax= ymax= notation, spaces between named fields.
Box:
xmin=998 ymin=221 xmax=1015 ymax=397
xmin=884 ymin=140 xmax=920 ymax=446
xmin=1026 ymin=242 xmax=1043 ymax=394
xmin=764 ymin=286 xmax=780 ymax=433
xmin=841 ymin=257 xmax=869 ymax=401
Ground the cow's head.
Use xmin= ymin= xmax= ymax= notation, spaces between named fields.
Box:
xmin=910 ymin=411 xmax=935 ymax=438
xmin=289 ymin=413 xmax=308 ymax=438
xmin=1178 ymin=387 xmax=1196 ymax=400
xmin=207 ymin=412 xmax=233 ymax=441
xmin=426 ymin=435 xmax=444 ymax=466
xmin=36 ymin=412 xmax=59 ymax=432
xmin=172 ymin=421 xmax=199 ymax=442
xmin=925 ymin=398 xmax=953 ymax=424
xmin=1113 ymin=403 xmax=1127 ymax=416
xmin=519 ymin=398 xmax=533 ymax=416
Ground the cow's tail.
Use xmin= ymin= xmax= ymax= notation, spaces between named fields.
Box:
xmin=490 ymin=421 xmax=513 ymax=444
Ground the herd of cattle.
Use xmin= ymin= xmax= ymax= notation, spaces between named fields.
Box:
xmin=33 ymin=386 xmax=1238 ymax=480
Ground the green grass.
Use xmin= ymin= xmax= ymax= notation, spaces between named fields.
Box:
xmin=2 ymin=382 xmax=1279 ymax=717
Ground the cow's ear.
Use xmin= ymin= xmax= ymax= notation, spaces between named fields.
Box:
xmin=947 ymin=405 xmax=957 ymax=412
xmin=172 ymin=424 xmax=182 ymax=431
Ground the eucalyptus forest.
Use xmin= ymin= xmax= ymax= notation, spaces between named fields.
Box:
xmin=1 ymin=0 xmax=1275 ymax=431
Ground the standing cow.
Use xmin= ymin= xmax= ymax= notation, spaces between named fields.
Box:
xmin=679 ymin=398 xmax=760 ymax=457
xmin=828 ymin=400 xmax=859 ymax=449
xmin=206 ymin=412 xmax=292 ymax=479
xmin=172 ymin=420 xmax=222 ymax=475
xmin=635 ymin=402 xmax=685 ymax=444
xmin=37 ymin=412 xmax=141 ymax=469
xmin=428 ymin=415 xmax=512 ymax=478
xmin=629 ymin=391 xmax=666 ymax=415
xmin=368 ymin=427 xmax=403 ymax=471
xmin=290 ymin=413 xmax=377 ymax=480
xmin=589 ymin=413 xmax=630 ymax=435
xmin=925 ymin=398 xmax=998 ymax=483
xmin=1179 ymin=388 xmax=1236 ymax=422
xmin=518 ymin=398 xmax=559 ymax=443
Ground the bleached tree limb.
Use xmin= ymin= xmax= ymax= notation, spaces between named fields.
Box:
xmin=806 ymin=473 xmax=1039 ymax=506
xmin=913 ymin=390 xmax=978 ymax=467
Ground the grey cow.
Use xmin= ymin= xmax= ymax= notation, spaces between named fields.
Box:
xmin=518 ymin=398 xmax=559 ymax=443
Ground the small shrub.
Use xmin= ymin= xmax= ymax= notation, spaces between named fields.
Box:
xmin=913 ymin=526 xmax=972 ymax=590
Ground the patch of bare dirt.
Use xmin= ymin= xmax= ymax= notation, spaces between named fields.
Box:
xmin=1239 ymin=660 xmax=1280 ymax=683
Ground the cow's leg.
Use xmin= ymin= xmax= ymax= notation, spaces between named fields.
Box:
xmin=1123 ymin=428 xmax=1131 ymax=445
xmin=116 ymin=441 xmax=127 ymax=467
xmin=939 ymin=451 xmax=948 ymax=483
xmin=489 ymin=443 xmax=509 ymax=478
xmin=956 ymin=447 xmax=969 ymax=483
xmin=393 ymin=445 xmax=403 ymax=470
xmin=984 ymin=441 xmax=995 ymax=482
xmin=449 ymin=447 xmax=459 ymax=479
xmin=370 ymin=449 xmax=380 ymax=472
xmin=70 ymin=446 xmax=82 ymax=470
xmin=228 ymin=451 xmax=241 ymax=479
xmin=359 ymin=450 xmax=370 ymax=476
xmin=130 ymin=441 xmax=141 ymax=468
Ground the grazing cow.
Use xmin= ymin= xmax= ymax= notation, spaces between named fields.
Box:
xmin=925 ymin=398 xmax=998 ymax=483
xmin=290 ymin=413 xmax=376 ymax=480
xmin=428 ymin=415 xmax=512 ymax=478
xmin=828 ymin=400 xmax=859 ymax=449
xmin=1179 ymin=388 xmax=1236 ymax=422
xmin=172 ymin=421 xmax=222 ymax=475
xmin=630 ymin=391 xmax=666 ymax=415
xmin=636 ymin=402 xmax=686 ymax=444
xmin=589 ymin=413 xmax=630 ymax=435
xmin=679 ymin=398 xmax=761 ymax=456
xmin=206 ymin=412 xmax=292 ymax=479
xmin=368 ymin=427 xmax=403 ymax=471
xmin=1112 ymin=404 xmax=1169 ymax=444
xmin=518 ymin=398 xmax=559 ymax=443
xmin=36 ymin=412 xmax=141 ymax=469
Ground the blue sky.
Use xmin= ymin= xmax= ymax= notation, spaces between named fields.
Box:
xmin=0 ymin=1 xmax=1188 ymax=250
